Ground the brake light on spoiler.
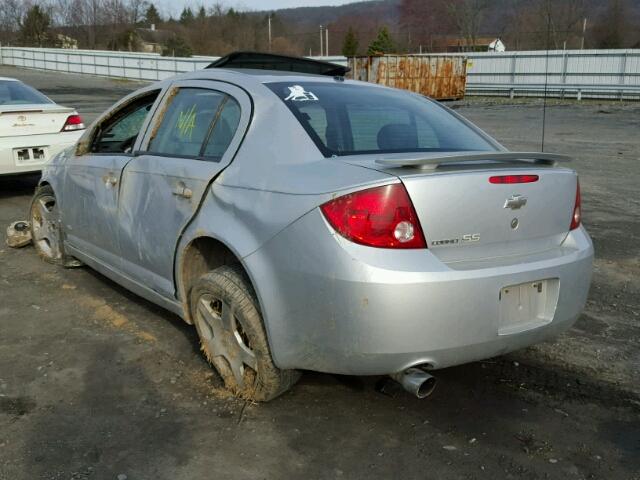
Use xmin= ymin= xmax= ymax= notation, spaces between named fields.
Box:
xmin=489 ymin=174 xmax=539 ymax=184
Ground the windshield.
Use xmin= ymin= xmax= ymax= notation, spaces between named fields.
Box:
xmin=0 ymin=80 xmax=53 ymax=106
xmin=267 ymin=81 xmax=494 ymax=157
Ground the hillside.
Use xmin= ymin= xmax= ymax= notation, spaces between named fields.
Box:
xmin=266 ymin=0 xmax=640 ymax=30
xmin=258 ymin=0 xmax=640 ymax=54
xmin=273 ymin=0 xmax=401 ymax=29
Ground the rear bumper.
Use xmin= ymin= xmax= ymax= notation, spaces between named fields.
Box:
xmin=245 ymin=209 xmax=594 ymax=375
xmin=0 ymin=131 xmax=81 ymax=175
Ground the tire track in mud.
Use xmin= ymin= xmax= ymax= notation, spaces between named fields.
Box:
xmin=486 ymin=357 xmax=640 ymax=410
xmin=73 ymin=293 xmax=158 ymax=343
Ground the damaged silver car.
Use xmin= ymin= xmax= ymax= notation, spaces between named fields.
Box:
xmin=30 ymin=53 xmax=593 ymax=401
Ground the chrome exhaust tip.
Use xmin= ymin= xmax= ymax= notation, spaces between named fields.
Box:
xmin=390 ymin=367 xmax=437 ymax=399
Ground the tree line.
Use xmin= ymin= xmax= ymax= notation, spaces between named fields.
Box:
xmin=0 ymin=0 xmax=637 ymax=57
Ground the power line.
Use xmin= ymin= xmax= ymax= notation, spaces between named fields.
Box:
xmin=541 ymin=12 xmax=551 ymax=152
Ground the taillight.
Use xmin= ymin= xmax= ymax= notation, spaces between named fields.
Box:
xmin=61 ymin=114 xmax=85 ymax=132
xmin=489 ymin=174 xmax=539 ymax=184
xmin=570 ymin=179 xmax=581 ymax=230
xmin=320 ymin=183 xmax=427 ymax=249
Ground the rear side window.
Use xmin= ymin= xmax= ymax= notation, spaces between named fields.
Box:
xmin=148 ymin=88 xmax=241 ymax=160
xmin=202 ymin=97 xmax=241 ymax=159
xmin=0 ymin=80 xmax=52 ymax=105
xmin=266 ymin=82 xmax=493 ymax=156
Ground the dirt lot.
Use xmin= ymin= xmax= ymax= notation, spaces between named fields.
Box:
xmin=0 ymin=67 xmax=638 ymax=480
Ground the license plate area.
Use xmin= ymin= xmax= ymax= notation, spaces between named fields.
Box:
xmin=498 ymin=278 xmax=559 ymax=335
xmin=14 ymin=146 xmax=49 ymax=164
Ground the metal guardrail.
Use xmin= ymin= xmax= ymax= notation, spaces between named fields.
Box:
xmin=460 ymin=49 xmax=640 ymax=100
xmin=0 ymin=47 xmax=351 ymax=82
xmin=0 ymin=47 xmax=214 ymax=81
xmin=467 ymin=83 xmax=640 ymax=100
xmin=0 ymin=46 xmax=638 ymax=100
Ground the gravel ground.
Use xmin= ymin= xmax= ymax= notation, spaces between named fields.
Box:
xmin=0 ymin=66 xmax=638 ymax=480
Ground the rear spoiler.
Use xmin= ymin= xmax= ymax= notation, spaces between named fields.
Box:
xmin=206 ymin=51 xmax=350 ymax=77
xmin=375 ymin=151 xmax=571 ymax=170
xmin=0 ymin=106 xmax=75 ymax=115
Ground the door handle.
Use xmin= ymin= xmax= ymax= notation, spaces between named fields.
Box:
xmin=102 ymin=173 xmax=118 ymax=187
xmin=172 ymin=182 xmax=193 ymax=199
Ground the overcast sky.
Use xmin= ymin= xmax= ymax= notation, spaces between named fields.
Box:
xmin=156 ymin=0 xmax=361 ymax=17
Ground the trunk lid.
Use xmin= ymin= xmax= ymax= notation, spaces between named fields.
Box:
xmin=341 ymin=152 xmax=578 ymax=263
xmin=0 ymin=104 xmax=75 ymax=137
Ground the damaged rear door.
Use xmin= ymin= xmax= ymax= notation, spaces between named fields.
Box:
xmin=117 ymin=80 xmax=251 ymax=298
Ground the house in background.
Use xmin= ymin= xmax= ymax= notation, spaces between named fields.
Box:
xmin=135 ymin=25 xmax=173 ymax=54
xmin=446 ymin=37 xmax=506 ymax=52
xmin=53 ymin=33 xmax=78 ymax=49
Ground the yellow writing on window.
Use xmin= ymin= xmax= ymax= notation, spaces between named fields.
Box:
xmin=177 ymin=104 xmax=197 ymax=140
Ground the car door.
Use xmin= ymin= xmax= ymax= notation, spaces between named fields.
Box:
xmin=62 ymin=87 xmax=164 ymax=267
xmin=117 ymin=80 xmax=251 ymax=298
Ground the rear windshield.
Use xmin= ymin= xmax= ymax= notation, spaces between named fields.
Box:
xmin=267 ymin=81 xmax=494 ymax=157
xmin=0 ymin=80 xmax=52 ymax=105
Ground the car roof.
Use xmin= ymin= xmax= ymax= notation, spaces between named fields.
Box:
xmin=211 ymin=68 xmax=328 ymax=79
xmin=168 ymin=67 xmax=378 ymax=92
xmin=213 ymin=68 xmax=348 ymax=84
xmin=0 ymin=77 xmax=20 ymax=82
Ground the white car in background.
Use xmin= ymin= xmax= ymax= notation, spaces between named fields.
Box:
xmin=0 ymin=77 xmax=85 ymax=176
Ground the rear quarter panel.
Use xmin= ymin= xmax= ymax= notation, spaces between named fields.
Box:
xmin=175 ymin=79 xmax=396 ymax=322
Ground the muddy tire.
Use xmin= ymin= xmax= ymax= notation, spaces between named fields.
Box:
xmin=30 ymin=185 xmax=82 ymax=267
xmin=30 ymin=185 xmax=66 ymax=265
xmin=190 ymin=264 xmax=300 ymax=401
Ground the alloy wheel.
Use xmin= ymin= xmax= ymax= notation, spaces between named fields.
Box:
xmin=195 ymin=293 xmax=258 ymax=388
xmin=31 ymin=194 xmax=63 ymax=261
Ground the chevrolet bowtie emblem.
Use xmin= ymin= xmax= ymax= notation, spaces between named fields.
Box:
xmin=504 ymin=194 xmax=527 ymax=210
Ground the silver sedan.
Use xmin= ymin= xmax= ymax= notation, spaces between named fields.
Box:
xmin=30 ymin=54 xmax=593 ymax=401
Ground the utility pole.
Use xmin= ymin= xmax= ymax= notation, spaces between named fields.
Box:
xmin=580 ymin=17 xmax=587 ymax=50
xmin=268 ymin=15 xmax=272 ymax=52
xmin=325 ymin=27 xmax=329 ymax=56
xmin=319 ymin=25 xmax=324 ymax=56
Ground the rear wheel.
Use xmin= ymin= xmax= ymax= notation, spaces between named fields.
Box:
xmin=190 ymin=264 xmax=300 ymax=401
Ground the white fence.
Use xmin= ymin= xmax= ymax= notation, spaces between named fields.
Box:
xmin=460 ymin=48 xmax=640 ymax=100
xmin=0 ymin=47 xmax=215 ymax=81
xmin=1 ymin=46 xmax=639 ymax=100
xmin=0 ymin=46 xmax=349 ymax=81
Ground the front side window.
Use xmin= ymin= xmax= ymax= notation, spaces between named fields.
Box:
xmin=148 ymin=88 xmax=240 ymax=160
xmin=91 ymin=92 xmax=159 ymax=154
xmin=267 ymin=81 xmax=494 ymax=156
